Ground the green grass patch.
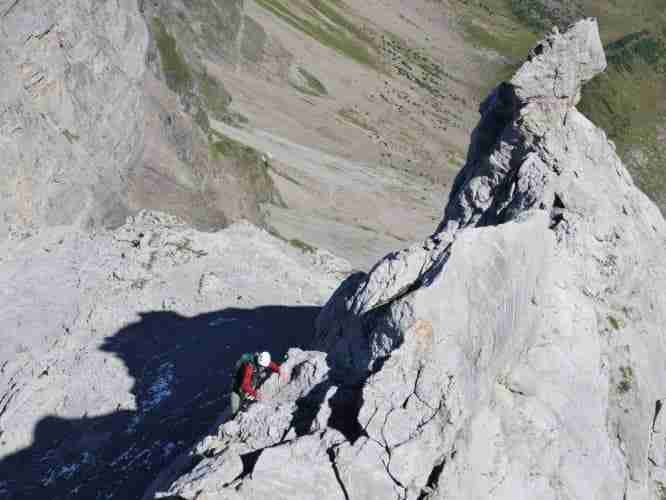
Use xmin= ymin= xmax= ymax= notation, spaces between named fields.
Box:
xmin=453 ymin=0 xmax=539 ymax=56
xmin=298 ymin=67 xmax=328 ymax=96
xmin=506 ymin=0 xmax=581 ymax=33
xmin=152 ymin=17 xmax=193 ymax=95
xmin=461 ymin=9 xmax=537 ymax=60
xmin=607 ymin=315 xmax=623 ymax=330
xmin=266 ymin=226 xmax=317 ymax=253
xmin=290 ymin=67 xmax=329 ymax=97
xmin=450 ymin=0 xmax=538 ymax=94
xmin=62 ymin=129 xmax=79 ymax=144
xmin=578 ymin=30 xmax=666 ymax=211
xmin=502 ymin=0 xmax=666 ymax=42
xmin=198 ymin=70 xmax=232 ymax=121
xmin=381 ymin=33 xmax=463 ymax=97
xmin=307 ymin=0 xmax=376 ymax=47
xmin=617 ymin=366 xmax=634 ymax=394
xmin=337 ymin=108 xmax=377 ymax=132
xmin=455 ymin=0 xmax=666 ymax=68
xmin=254 ymin=0 xmax=381 ymax=70
xmin=453 ymin=0 xmax=666 ymax=89
xmin=288 ymin=238 xmax=317 ymax=253
xmin=209 ymin=130 xmax=262 ymax=164
xmin=606 ymin=30 xmax=666 ymax=72
xmin=208 ymin=129 xmax=281 ymax=207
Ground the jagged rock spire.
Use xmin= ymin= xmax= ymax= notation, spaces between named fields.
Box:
xmin=512 ymin=18 xmax=606 ymax=105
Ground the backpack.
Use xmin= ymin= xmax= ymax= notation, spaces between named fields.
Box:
xmin=234 ymin=352 xmax=256 ymax=372
xmin=232 ymin=352 xmax=258 ymax=392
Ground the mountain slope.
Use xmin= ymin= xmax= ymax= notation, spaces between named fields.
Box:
xmin=1 ymin=0 xmax=493 ymax=267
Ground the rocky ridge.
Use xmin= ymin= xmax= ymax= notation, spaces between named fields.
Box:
xmin=153 ymin=19 xmax=666 ymax=500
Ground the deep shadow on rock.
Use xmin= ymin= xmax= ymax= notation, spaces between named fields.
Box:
xmin=0 ymin=305 xmax=320 ymax=500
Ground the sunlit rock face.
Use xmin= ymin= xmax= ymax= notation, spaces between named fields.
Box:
xmin=157 ymin=19 xmax=666 ymax=500
xmin=0 ymin=0 xmax=149 ymax=235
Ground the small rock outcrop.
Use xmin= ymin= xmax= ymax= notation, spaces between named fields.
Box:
xmin=156 ymin=19 xmax=666 ymax=500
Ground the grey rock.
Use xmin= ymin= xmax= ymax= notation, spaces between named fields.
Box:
xmin=0 ymin=210 xmax=348 ymax=498
xmin=0 ymin=0 xmax=149 ymax=236
xmin=0 ymin=0 xmax=282 ymax=238
xmin=511 ymin=18 xmax=606 ymax=105
xmin=160 ymin=19 xmax=666 ymax=500
xmin=318 ymin=18 xmax=665 ymax=500
xmin=157 ymin=445 xmax=244 ymax=499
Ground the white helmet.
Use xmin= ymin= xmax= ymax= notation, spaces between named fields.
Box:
xmin=257 ymin=351 xmax=271 ymax=368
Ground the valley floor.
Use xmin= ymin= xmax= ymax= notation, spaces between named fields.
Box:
xmin=211 ymin=120 xmax=445 ymax=269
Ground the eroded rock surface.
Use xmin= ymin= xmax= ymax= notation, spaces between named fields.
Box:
xmin=156 ymin=19 xmax=666 ymax=500
xmin=0 ymin=0 xmax=281 ymax=238
xmin=0 ymin=0 xmax=148 ymax=235
xmin=0 ymin=210 xmax=348 ymax=499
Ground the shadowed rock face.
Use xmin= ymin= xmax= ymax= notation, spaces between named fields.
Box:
xmin=153 ymin=19 xmax=666 ymax=500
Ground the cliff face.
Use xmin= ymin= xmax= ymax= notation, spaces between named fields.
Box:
xmin=0 ymin=0 xmax=281 ymax=238
xmin=155 ymin=19 xmax=666 ymax=500
xmin=0 ymin=0 xmax=148 ymax=235
xmin=316 ymin=18 xmax=666 ymax=499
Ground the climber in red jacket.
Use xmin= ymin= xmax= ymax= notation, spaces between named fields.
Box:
xmin=230 ymin=351 xmax=286 ymax=416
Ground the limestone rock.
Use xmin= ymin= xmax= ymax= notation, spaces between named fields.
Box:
xmin=159 ymin=19 xmax=666 ymax=500
xmin=314 ymin=18 xmax=666 ymax=500
xmin=0 ymin=0 xmax=149 ymax=235
xmin=511 ymin=18 xmax=606 ymax=105
xmin=157 ymin=446 xmax=244 ymax=499
xmin=0 ymin=211 xmax=348 ymax=499
xmin=0 ymin=0 xmax=281 ymax=238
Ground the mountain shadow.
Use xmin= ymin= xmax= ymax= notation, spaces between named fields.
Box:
xmin=0 ymin=305 xmax=321 ymax=500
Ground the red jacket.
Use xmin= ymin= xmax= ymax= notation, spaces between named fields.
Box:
xmin=239 ymin=361 xmax=280 ymax=398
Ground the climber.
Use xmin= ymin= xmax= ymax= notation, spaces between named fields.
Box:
xmin=230 ymin=351 xmax=286 ymax=416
